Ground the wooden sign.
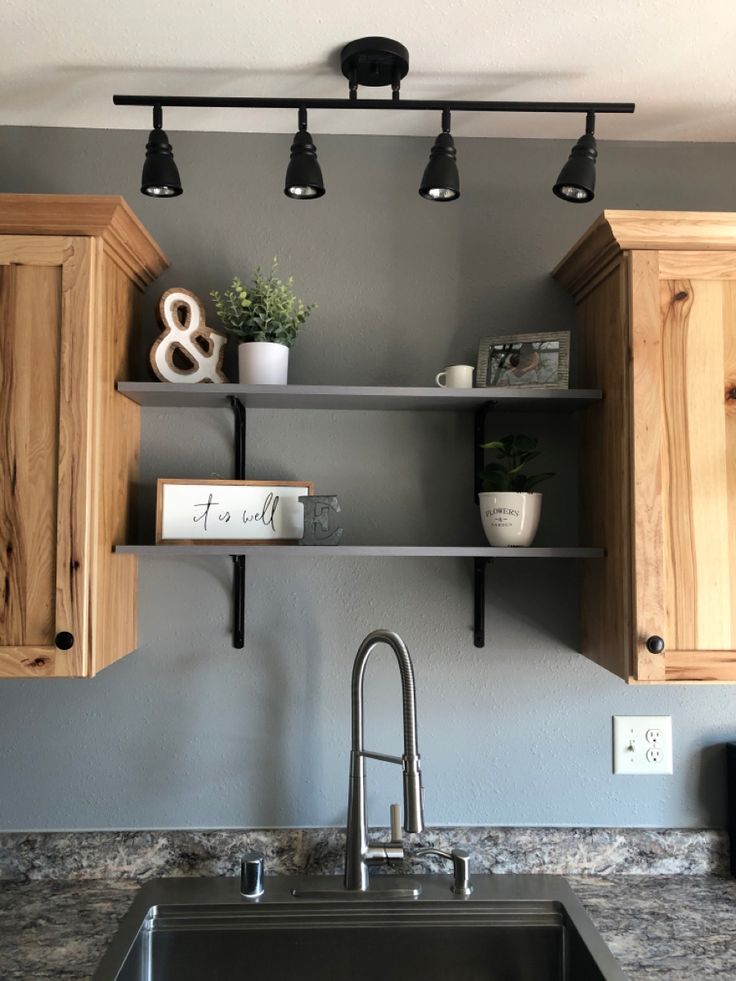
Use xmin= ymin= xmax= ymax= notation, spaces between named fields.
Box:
xmin=156 ymin=480 xmax=313 ymax=544
xmin=150 ymin=287 xmax=228 ymax=384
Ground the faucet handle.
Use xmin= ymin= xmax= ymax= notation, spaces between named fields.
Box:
xmin=390 ymin=803 xmax=402 ymax=842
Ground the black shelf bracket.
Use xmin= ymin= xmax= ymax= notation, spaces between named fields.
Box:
xmin=231 ymin=397 xmax=246 ymax=649
xmin=473 ymin=401 xmax=496 ymax=648
xmin=473 ymin=557 xmax=489 ymax=648
xmin=233 ymin=554 xmax=245 ymax=649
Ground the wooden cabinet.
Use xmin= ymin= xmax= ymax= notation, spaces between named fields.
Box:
xmin=555 ymin=211 xmax=736 ymax=683
xmin=0 ymin=195 xmax=167 ymax=677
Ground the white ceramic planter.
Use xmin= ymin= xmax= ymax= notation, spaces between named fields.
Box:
xmin=478 ymin=491 xmax=542 ymax=547
xmin=238 ymin=341 xmax=289 ymax=384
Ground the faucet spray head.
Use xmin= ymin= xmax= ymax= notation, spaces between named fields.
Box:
xmin=403 ymin=758 xmax=424 ymax=833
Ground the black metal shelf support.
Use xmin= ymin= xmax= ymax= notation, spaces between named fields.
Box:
xmin=473 ymin=557 xmax=488 ymax=648
xmin=231 ymin=397 xmax=246 ymax=649
xmin=473 ymin=402 xmax=495 ymax=648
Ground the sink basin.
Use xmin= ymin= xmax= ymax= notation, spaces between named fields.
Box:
xmin=93 ymin=874 xmax=627 ymax=981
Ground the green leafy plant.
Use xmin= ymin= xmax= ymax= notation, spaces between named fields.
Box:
xmin=210 ymin=259 xmax=315 ymax=347
xmin=479 ymin=434 xmax=554 ymax=492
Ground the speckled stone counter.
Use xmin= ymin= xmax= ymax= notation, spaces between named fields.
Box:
xmin=2 ymin=874 xmax=736 ymax=980
xmin=1 ymin=830 xmax=733 ymax=979
xmin=0 ymin=879 xmax=137 ymax=980
xmin=1 ymin=827 xmax=728 ymax=880
xmin=569 ymin=875 xmax=736 ymax=980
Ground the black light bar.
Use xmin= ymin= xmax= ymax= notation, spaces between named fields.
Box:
xmin=118 ymin=37 xmax=635 ymax=203
xmin=113 ymin=95 xmax=635 ymax=115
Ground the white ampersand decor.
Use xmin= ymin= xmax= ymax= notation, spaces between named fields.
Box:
xmin=150 ymin=287 xmax=228 ymax=384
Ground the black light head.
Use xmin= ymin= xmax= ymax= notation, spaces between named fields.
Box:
xmin=553 ymin=115 xmax=597 ymax=203
xmin=284 ymin=108 xmax=325 ymax=199
xmin=419 ymin=110 xmax=460 ymax=202
xmin=141 ymin=107 xmax=182 ymax=197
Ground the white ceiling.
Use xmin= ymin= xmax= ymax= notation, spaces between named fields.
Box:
xmin=2 ymin=0 xmax=735 ymax=141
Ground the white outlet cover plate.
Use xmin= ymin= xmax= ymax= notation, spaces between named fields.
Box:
xmin=612 ymin=716 xmax=673 ymax=775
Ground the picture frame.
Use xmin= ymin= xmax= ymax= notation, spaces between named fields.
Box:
xmin=475 ymin=331 xmax=570 ymax=389
xmin=155 ymin=479 xmax=314 ymax=545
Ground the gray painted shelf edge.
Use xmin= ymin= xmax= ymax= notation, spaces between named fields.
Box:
xmin=116 ymin=381 xmax=603 ymax=411
xmin=114 ymin=545 xmax=604 ymax=557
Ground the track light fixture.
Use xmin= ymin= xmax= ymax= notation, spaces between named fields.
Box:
xmin=284 ymin=108 xmax=325 ymax=199
xmin=115 ymin=38 xmax=633 ymax=204
xmin=419 ymin=109 xmax=460 ymax=202
xmin=553 ymin=112 xmax=597 ymax=203
xmin=140 ymin=105 xmax=182 ymax=198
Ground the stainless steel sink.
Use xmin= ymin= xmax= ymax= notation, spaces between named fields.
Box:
xmin=93 ymin=874 xmax=628 ymax=980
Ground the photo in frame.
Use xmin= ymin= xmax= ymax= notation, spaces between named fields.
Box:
xmin=156 ymin=479 xmax=313 ymax=544
xmin=475 ymin=331 xmax=570 ymax=389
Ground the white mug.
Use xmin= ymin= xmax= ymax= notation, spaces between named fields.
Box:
xmin=435 ymin=364 xmax=474 ymax=388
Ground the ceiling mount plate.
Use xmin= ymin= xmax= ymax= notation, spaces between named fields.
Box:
xmin=340 ymin=37 xmax=410 ymax=88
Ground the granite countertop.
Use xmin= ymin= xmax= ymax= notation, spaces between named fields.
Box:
xmin=2 ymin=874 xmax=736 ymax=980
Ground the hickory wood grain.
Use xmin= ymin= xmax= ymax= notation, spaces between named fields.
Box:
xmin=0 ymin=647 xmax=58 ymax=677
xmin=573 ymin=257 xmax=634 ymax=680
xmin=0 ymin=194 xmax=168 ymax=289
xmin=557 ymin=210 xmax=736 ymax=684
xmin=664 ymin=650 xmax=736 ymax=683
xmin=0 ymin=197 xmax=168 ymax=677
xmin=629 ymin=252 xmax=667 ymax=682
xmin=0 ymin=260 xmax=61 ymax=650
xmin=726 ymin=282 xmax=736 ymax=651
xmin=654 ymin=277 xmax=736 ymax=669
xmin=635 ymin=279 xmax=736 ymax=681
xmin=658 ymin=251 xmax=736 ymax=280
xmin=664 ymin=282 xmax=716 ymax=649
xmin=54 ymin=236 xmax=94 ymax=676
xmin=554 ymin=211 xmax=736 ymax=296
xmin=0 ymin=235 xmax=96 ymax=676
xmin=88 ymin=255 xmax=140 ymax=675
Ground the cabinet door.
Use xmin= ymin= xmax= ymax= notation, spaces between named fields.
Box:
xmin=0 ymin=236 xmax=95 ymax=677
xmin=631 ymin=250 xmax=736 ymax=681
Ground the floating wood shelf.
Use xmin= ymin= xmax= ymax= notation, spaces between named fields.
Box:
xmin=119 ymin=382 xmax=605 ymax=650
xmin=115 ymin=545 xmax=604 ymax=558
xmin=117 ymin=382 xmax=602 ymax=412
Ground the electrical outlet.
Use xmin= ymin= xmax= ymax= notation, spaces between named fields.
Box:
xmin=612 ymin=716 xmax=673 ymax=775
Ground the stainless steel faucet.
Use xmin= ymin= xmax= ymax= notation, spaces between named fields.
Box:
xmin=344 ymin=629 xmax=424 ymax=891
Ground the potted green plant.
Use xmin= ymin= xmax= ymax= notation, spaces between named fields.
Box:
xmin=477 ymin=434 xmax=554 ymax=546
xmin=210 ymin=259 xmax=315 ymax=384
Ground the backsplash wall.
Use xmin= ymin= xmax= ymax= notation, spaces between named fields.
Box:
xmin=0 ymin=126 xmax=735 ymax=829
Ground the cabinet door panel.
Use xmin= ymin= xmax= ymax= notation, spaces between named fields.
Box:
xmin=0 ymin=236 xmax=93 ymax=676
xmin=633 ymin=268 xmax=736 ymax=680
xmin=0 ymin=263 xmax=61 ymax=646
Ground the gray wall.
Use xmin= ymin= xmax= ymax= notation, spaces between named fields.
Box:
xmin=0 ymin=125 xmax=735 ymax=830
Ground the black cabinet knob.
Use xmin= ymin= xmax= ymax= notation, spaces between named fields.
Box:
xmin=54 ymin=631 xmax=75 ymax=650
xmin=646 ymin=635 xmax=665 ymax=654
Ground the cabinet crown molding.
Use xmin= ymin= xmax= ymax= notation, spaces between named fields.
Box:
xmin=553 ymin=209 xmax=736 ymax=298
xmin=0 ymin=194 xmax=169 ymax=288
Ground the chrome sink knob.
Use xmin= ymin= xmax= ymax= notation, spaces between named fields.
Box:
xmin=241 ymin=853 xmax=265 ymax=899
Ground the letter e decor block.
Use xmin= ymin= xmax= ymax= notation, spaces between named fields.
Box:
xmin=299 ymin=495 xmax=343 ymax=545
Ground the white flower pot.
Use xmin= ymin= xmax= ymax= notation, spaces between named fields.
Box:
xmin=238 ymin=341 xmax=289 ymax=385
xmin=478 ymin=492 xmax=542 ymax=547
